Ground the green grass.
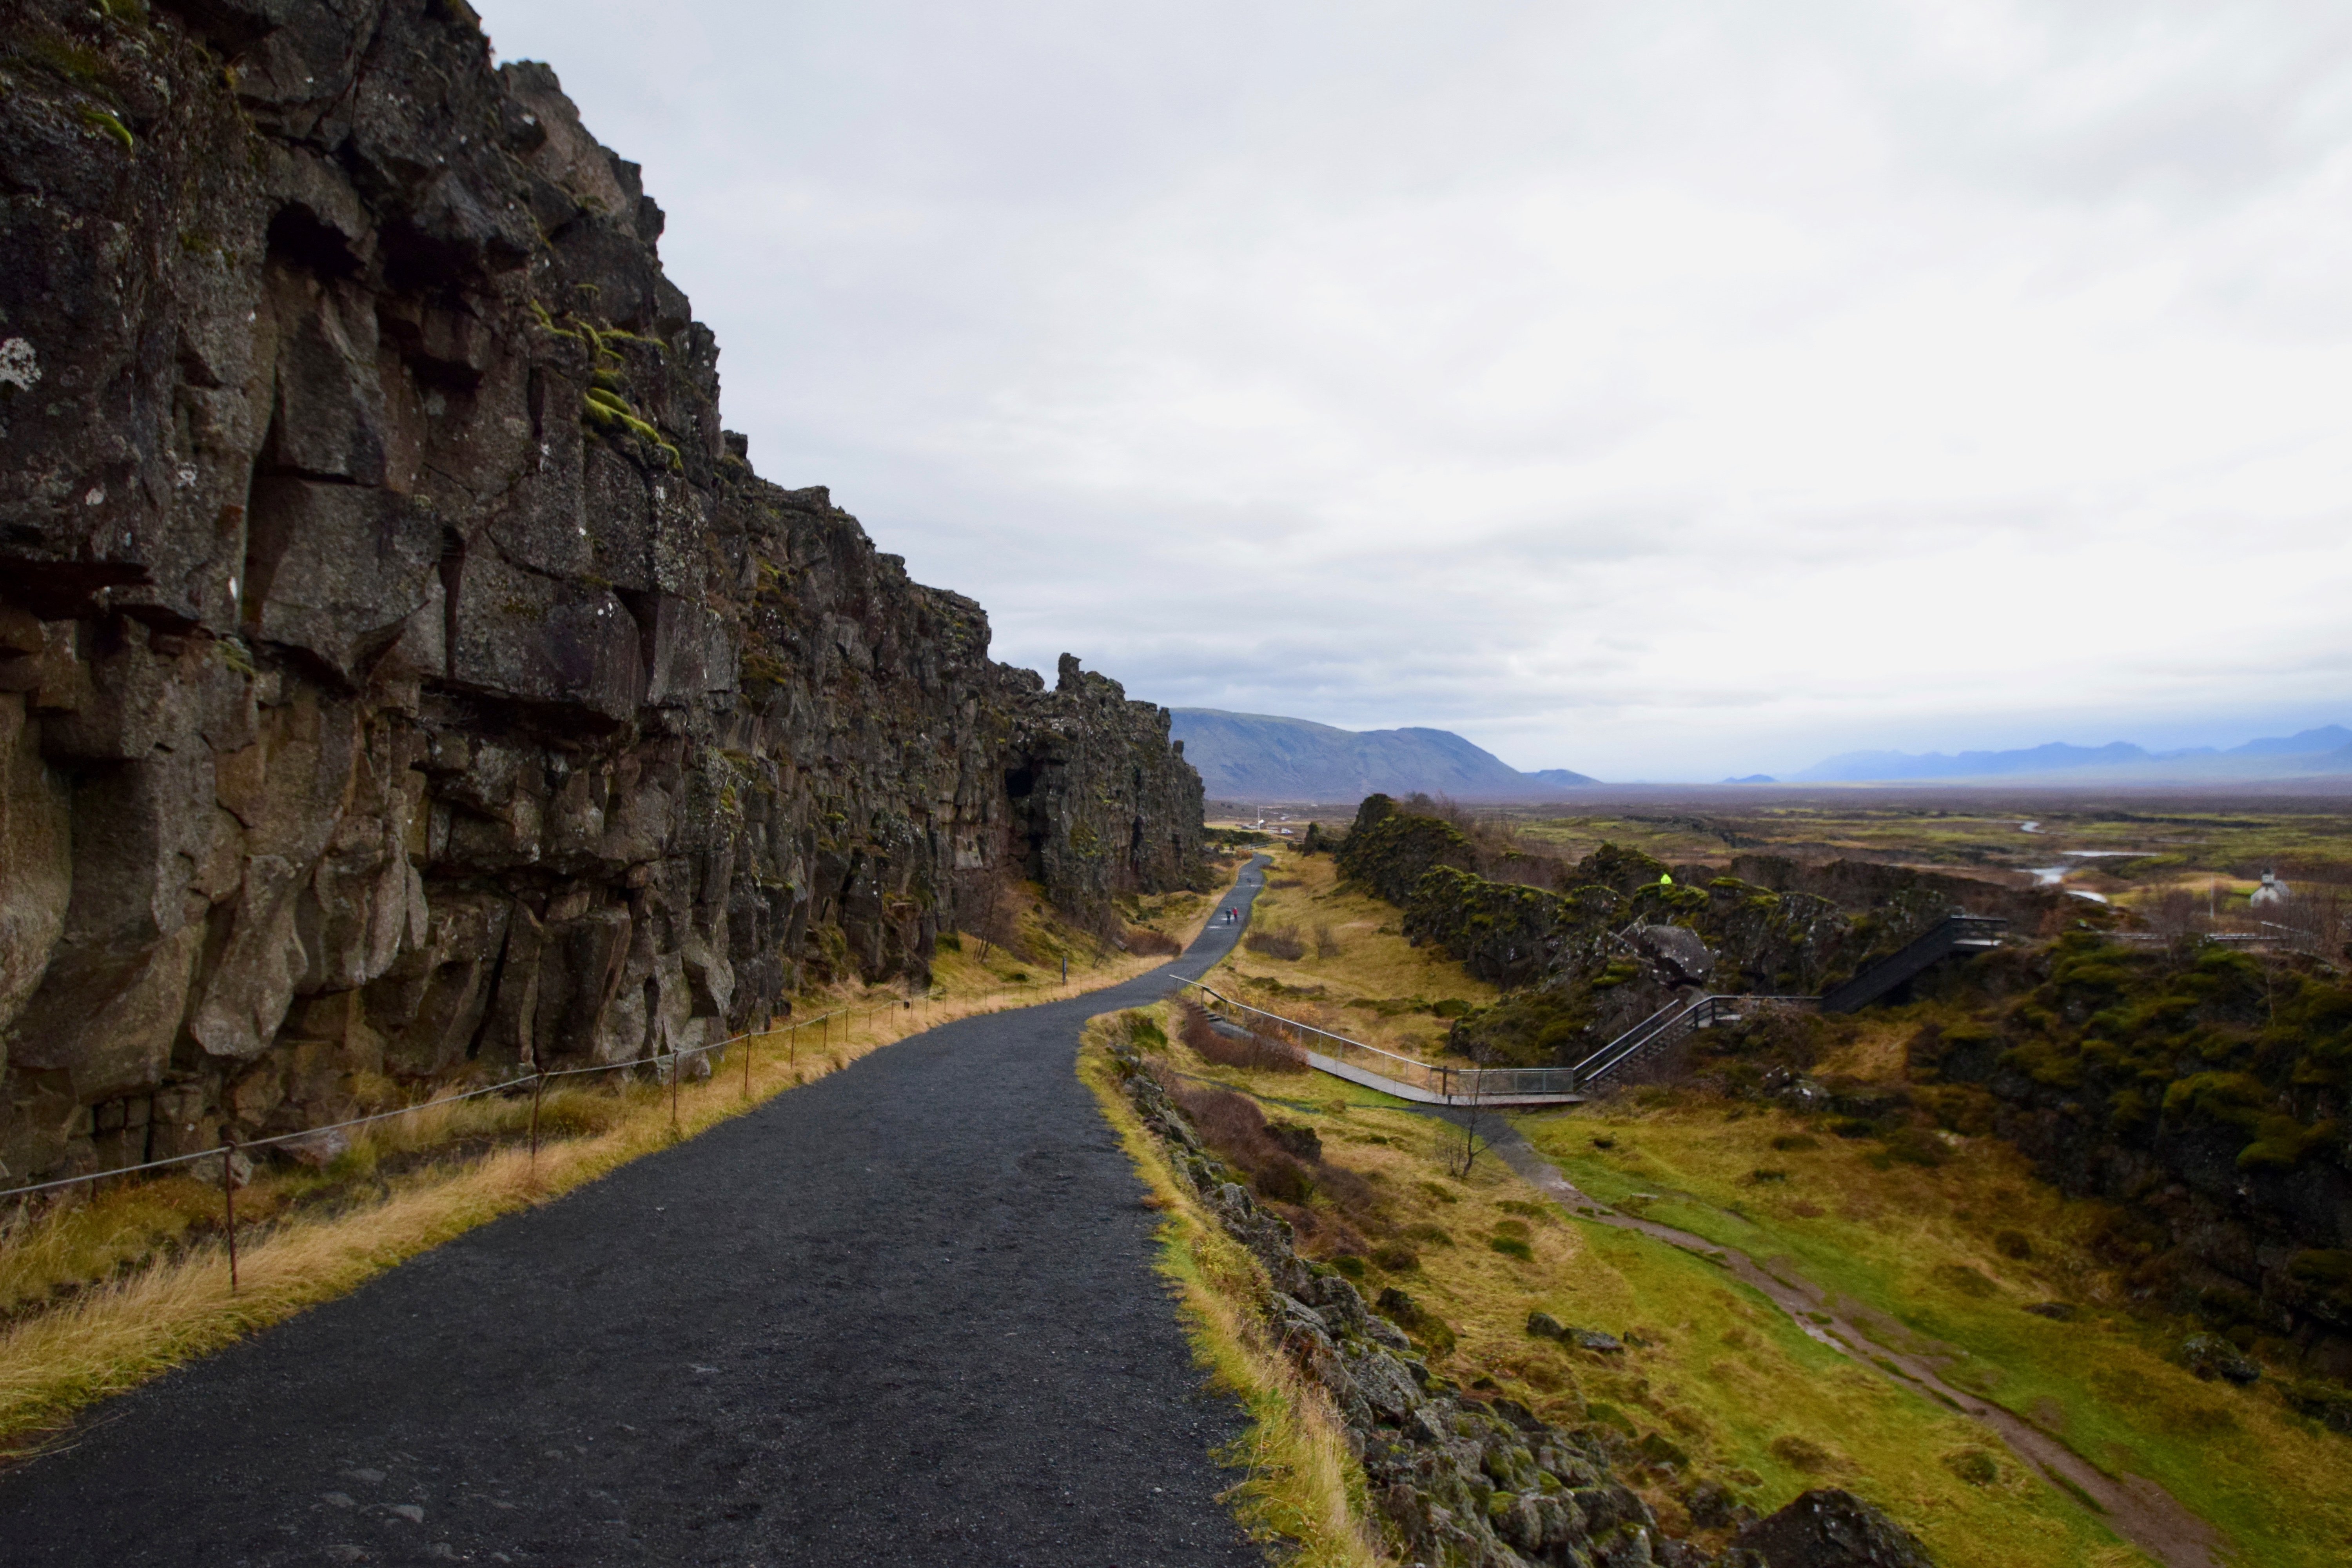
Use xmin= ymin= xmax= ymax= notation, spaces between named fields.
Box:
xmin=1499 ymin=802 xmax=2352 ymax=885
xmin=1521 ymin=1098 xmax=2352 ymax=1567
xmin=1145 ymin=1022 xmax=2139 ymax=1564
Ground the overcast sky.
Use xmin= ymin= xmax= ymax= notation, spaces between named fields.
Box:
xmin=478 ymin=0 xmax=2352 ymax=780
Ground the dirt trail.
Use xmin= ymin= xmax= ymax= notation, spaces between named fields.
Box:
xmin=1458 ymin=1115 xmax=2225 ymax=1568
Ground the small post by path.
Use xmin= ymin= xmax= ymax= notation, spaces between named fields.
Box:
xmin=742 ymin=1031 xmax=754 ymax=1098
xmin=529 ymin=1069 xmax=545 ymax=1169
xmin=220 ymin=1135 xmax=240 ymax=1294
xmin=670 ymin=1048 xmax=681 ymax=1130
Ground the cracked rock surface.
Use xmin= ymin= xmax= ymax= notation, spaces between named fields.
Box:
xmin=0 ymin=0 xmax=1203 ymax=1185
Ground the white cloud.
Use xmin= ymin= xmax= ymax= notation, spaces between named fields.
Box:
xmin=479 ymin=0 xmax=2352 ymax=778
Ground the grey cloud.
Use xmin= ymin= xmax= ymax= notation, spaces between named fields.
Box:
xmin=481 ymin=0 xmax=2352 ymax=780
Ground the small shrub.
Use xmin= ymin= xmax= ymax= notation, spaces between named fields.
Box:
xmin=1371 ymin=1243 xmax=1421 ymax=1272
xmin=1637 ymin=1432 xmax=1688 ymax=1468
xmin=1942 ymin=1447 xmax=1999 ymax=1486
xmin=1404 ymin=1222 xmax=1455 ymax=1246
xmin=1770 ymin=1134 xmax=1818 ymax=1151
xmin=1244 ymin=926 xmax=1307 ymax=961
xmin=1313 ymin=924 xmax=1342 ymax=958
xmin=1124 ymin=925 xmax=1181 ymax=956
xmin=1489 ymin=1236 xmax=1535 ymax=1261
xmin=1827 ymin=1118 xmax=1875 ymax=1140
xmin=1768 ymin=1434 xmax=1835 ymax=1473
xmin=1994 ymin=1229 xmax=2034 ymax=1260
xmin=1934 ymin=1263 xmax=1999 ymax=1299
xmin=1125 ymin=1012 xmax=1168 ymax=1052
xmin=1332 ymin=1253 xmax=1366 ymax=1279
xmin=1748 ymin=1168 xmax=1789 ymax=1183
xmin=1252 ymin=1159 xmax=1316 ymax=1205
xmin=1265 ymin=1121 xmax=1323 ymax=1162
xmin=1175 ymin=999 xmax=1307 ymax=1073
xmin=935 ymin=932 xmax=963 ymax=952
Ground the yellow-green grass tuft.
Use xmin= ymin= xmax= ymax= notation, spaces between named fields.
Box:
xmin=1079 ymin=1007 xmax=1389 ymax=1568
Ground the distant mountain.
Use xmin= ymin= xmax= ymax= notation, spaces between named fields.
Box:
xmin=1169 ymin=710 xmax=1592 ymax=802
xmin=2220 ymin=725 xmax=2352 ymax=758
xmin=1793 ymin=726 xmax=2352 ymax=784
xmin=1722 ymin=774 xmax=1778 ymax=784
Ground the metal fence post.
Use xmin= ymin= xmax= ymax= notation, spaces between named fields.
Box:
xmin=221 ymin=1135 xmax=240 ymax=1294
xmin=529 ymin=1070 xmax=545 ymax=1169
xmin=671 ymin=1049 xmax=681 ymax=1129
xmin=743 ymin=1032 xmax=754 ymax=1099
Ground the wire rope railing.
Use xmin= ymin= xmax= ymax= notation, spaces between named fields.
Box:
xmin=0 ymin=989 xmax=951 ymax=1290
xmin=1180 ymin=981 xmax=1584 ymax=1103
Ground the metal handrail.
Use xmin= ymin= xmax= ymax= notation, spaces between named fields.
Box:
xmin=1180 ymin=982 xmax=1582 ymax=1102
xmin=1572 ymin=992 xmax=1821 ymax=1088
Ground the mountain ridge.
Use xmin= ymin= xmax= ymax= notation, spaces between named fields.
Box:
xmin=1169 ymin=709 xmax=1593 ymax=801
xmin=1795 ymin=725 xmax=2352 ymax=783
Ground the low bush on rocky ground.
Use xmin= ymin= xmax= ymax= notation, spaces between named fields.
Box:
xmin=1175 ymin=998 xmax=1307 ymax=1073
xmin=1245 ymin=924 xmax=1308 ymax=960
xmin=1124 ymin=925 xmax=1183 ymax=955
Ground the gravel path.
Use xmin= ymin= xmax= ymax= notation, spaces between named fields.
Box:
xmin=0 ymin=861 xmax=1272 ymax=1567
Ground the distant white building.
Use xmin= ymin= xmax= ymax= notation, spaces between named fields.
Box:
xmin=2250 ymin=871 xmax=2288 ymax=908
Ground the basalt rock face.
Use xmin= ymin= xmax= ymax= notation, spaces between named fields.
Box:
xmin=0 ymin=0 xmax=1202 ymax=1185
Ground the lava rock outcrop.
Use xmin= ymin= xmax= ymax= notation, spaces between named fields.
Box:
xmin=0 ymin=0 xmax=1202 ymax=1184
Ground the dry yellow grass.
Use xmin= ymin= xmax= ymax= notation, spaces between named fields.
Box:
xmin=1207 ymin=847 xmax=1495 ymax=1060
xmin=1078 ymin=1007 xmax=1389 ymax=1568
xmin=0 ymin=872 xmax=1236 ymax=1456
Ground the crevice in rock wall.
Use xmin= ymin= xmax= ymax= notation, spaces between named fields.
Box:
xmin=0 ymin=0 xmax=1205 ymax=1186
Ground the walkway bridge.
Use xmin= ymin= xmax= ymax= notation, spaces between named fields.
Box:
xmin=1185 ymin=912 xmax=2004 ymax=1106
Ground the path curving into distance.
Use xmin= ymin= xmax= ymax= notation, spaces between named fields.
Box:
xmin=1444 ymin=1113 xmax=2222 ymax=1568
xmin=0 ymin=860 xmax=1276 ymax=1567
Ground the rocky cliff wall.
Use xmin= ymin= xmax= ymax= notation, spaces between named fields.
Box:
xmin=0 ymin=0 xmax=1203 ymax=1185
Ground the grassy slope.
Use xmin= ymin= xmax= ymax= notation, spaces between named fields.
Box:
xmin=1151 ymin=1021 xmax=2134 ymax=1566
xmin=1203 ymin=851 xmax=1495 ymax=1060
xmin=1519 ymin=1061 xmax=2352 ymax=1567
xmin=0 ymin=877 xmax=1229 ymax=1455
